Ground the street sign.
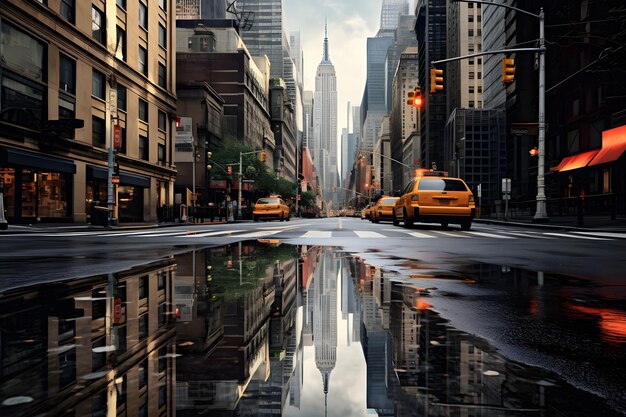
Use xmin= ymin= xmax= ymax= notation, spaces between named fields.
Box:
xmin=113 ymin=297 xmax=122 ymax=324
xmin=113 ymin=125 xmax=122 ymax=149
xmin=242 ymin=179 xmax=255 ymax=183
xmin=111 ymin=175 xmax=120 ymax=184
xmin=502 ymin=178 xmax=511 ymax=193
xmin=477 ymin=184 xmax=482 ymax=198
xmin=511 ymin=123 xmax=538 ymax=136
xmin=109 ymin=89 xmax=117 ymax=115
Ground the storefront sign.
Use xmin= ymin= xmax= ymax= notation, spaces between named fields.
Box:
xmin=113 ymin=297 xmax=122 ymax=324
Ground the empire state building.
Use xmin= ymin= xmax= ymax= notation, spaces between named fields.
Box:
xmin=313 ymin=19 xmax=338 ymax=208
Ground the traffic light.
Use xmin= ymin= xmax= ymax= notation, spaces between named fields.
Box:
xmin=227 ymin=165 xmax=232 ymax=175
xmin=430 ymin=68 xmax=443 ymax=93
xmin=259 ymin=150 xmax=266 ymax=163
xmin=333 ymin=187 xmax=337 ymax=193
xmin=413 ymin=87 xmax=423 ymax=108
xmin=502 ymin=56 xmax=515 ymax=84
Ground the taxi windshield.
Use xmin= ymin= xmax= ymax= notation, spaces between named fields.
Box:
xmin=257 ymin=198 xmax=279 ymax=205
xmin=418 ymin=179 xmax=468 ymax=192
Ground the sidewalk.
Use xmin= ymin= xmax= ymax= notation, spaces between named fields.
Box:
xmin=0 ymin=220 xmax=228 ymax=234
xmin=475 ymin=214 xmax=626 ymax=233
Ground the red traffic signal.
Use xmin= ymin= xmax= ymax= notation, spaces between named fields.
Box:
xmin=227 ymin=165 xmax=233 ymax=175
xmin=529 ymin=147 xmax=538 ymax=156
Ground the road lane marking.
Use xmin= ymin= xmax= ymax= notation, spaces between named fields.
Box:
xmin=132 ymin=231 xmax=192 ymax=237
xmin=180 ymin=230 xmax=244 ymax=238
xmin=96 ymin=229 xmax=191 ymax=237
xmin=572 ymin=232 xmax=626 ymax=239
xmin=301 ymin=231 xmax=332 ymax=238
xmin=465 ymin=231 xmax=516 ymax=239
xmin=544 ymin=232 xmax=609 ymax=241
xmin=432 ymin=231 xmax=471 ymax=238
xmin=500 ymin=231 xmax=555 ymax=239
xmin=258 ymin=223 xmax=310 ymax=230
xmin=235 ymin=230 xmax=283 ymax=238
xmin=354 ymin=231 xmax=387 ymax=239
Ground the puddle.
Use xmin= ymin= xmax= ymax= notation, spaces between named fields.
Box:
xmin=0 ymin=243 xmax=624 ymax=416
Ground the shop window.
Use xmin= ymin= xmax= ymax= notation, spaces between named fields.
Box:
xmin=139 ymin=2 xmax=148 ymax=30
xmin=92 ymin=116 xmax=105 ymax=148
xmin=158 ymin=63 xmax=166 ymax=88
xmin=60 ymin=0 xmax=74 ymax=23
xmin=139 ymin=99 xmax=148 ymax=122
xmin=115 ymin=27 xmax=126 ymax=61
xmin=139 ymin=135 xmax=149 ymax=160
xmin=92 ymin=69 xmax=105 ymax=99
xmin=91 ymin=6 xmax=105 ymax=45
xmin=117 ymin=85 xmax=127 ymax=112
xmin=138 ymin=46 xmax=147 ymax=75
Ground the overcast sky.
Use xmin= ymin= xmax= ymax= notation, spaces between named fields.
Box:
xmin=283 ymin=0 xmax=414 ymax=174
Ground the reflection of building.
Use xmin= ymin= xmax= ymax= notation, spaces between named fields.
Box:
xmin=313 ymin=250 xmax=338 ymax=406
xmin=0 ymin=1 xmax=176 ymax=223
xmin=0 ymin=260 xmax=176 ymax=416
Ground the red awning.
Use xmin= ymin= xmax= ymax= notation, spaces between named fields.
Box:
xmin=588 ymin=124 xmax=626 ymax=167
xmin=550 ymin=149 xmax=599 ymax=172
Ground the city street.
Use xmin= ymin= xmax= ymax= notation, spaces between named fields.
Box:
xmin=1 ymin=218 xmax=625 ymax=416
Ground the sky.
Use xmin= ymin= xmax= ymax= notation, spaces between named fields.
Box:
xmin=283 ymin=0 xmax=414 ymax=175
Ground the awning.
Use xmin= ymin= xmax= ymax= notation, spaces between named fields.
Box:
xmin=550 ymin=149 xmax=599 ymax=172
xmin=0 ymin=147 xmax=76 ymax=173
xmin=588 ymin=124 xmax=626 ymax=167
xmin=87 ymin=166 xmax=150 ymax=188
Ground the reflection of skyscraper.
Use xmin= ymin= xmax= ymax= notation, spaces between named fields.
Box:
xmin=313 ymin=249 xmax=338 ymax=409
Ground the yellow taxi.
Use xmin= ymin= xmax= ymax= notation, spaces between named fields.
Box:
xmin=253 ymin=196 xmax=290 ymax=222
xmin=393 ymin=171 xmax=475 ymax=230
xmin=371 ymin=196 xmax=399 ymax=223
xmin=361 ymin=203 xmax=374 ymax=220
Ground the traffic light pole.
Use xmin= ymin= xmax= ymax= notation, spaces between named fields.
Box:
xmin=443 ymin=1 xmax=547 ymax=221
xmin=238 ymin=150 xmax=265 ymax=219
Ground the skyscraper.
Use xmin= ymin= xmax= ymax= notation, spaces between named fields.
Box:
xmin=313 ymin=20 xmax=338 ymax=207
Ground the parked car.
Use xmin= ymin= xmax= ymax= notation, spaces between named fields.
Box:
xmin=393 ymin=175 xmax=475 ymax=230
xmin=361 ymin=203 xmax=374 ymax=220
xmin=371 ymin=196 xmax=399 ymax=223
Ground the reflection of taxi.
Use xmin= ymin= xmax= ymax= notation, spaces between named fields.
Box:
xmin=253 ymin=196 xmax=290 ymax=222
xmin=371 ymin=196 xmax=399 ymax=223
xmin=361 ymin=203 xmax=374 ymax=220
xmin=393 ymin=173 xmax=475 ymax=230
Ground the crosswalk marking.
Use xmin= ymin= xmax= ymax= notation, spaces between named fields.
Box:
xmin=465 ymin=231 xmax=516 ymax=239
xmin=544 ymin=232 xmax=609 ymax=241
xmin=353 ymin=231 xmax=387 ymax=238
xmin=301 ymin=231 xmax=332 ymax=238
xmin=406 ymin=231 xmax=437 ymax=238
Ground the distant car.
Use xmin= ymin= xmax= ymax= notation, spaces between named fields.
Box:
xmin=353 ymin=210 xmax=361 ymax=218
xmin=253 ymin=196 xmax=290 ymax=222
xmin=361 ymin=203 xmax=374 ymax=220
xmin=371 ymin=196 xmax=399 ymax=223
xmin=393 ymin=175 xmax=475 ymax=230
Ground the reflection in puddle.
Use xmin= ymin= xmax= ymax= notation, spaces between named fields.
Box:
xmin=0 ymin=244 xmax=624 ymax=416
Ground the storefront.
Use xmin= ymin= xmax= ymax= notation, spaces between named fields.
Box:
xmin=86 ymin=166 xmax=149 ymax=223
xmin=0 ymin=148 xmax=75 ymax=222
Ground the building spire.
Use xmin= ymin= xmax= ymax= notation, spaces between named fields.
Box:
xmin=323 ymin=16 xmax=330 ymax=63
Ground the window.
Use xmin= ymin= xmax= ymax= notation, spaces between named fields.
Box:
xmin=59 ymin=54 xmax=75 ymax=94
xmin=469 ymin=15 xmax=474 ymax=22
xmin=158 ymin=143 xmax=166 ymax=165
xmin=469 ymin=86 xmax=474 ymax=94
xmin=159 ymin=0 xmax=166 ymax=11
xmin=158 ymin=63 xmax=166 ymax=88
xmin=138 ymin=46 xmax=147 ymax=75
xmin=117 ymin=85 xmax=127 ymax=112
xmin=92 ymin=116 xmax=105 ymax=148
xmin=60 ymin=0 xmax=75 ymax=23
xmin=468 ymin=29 xmax=474 ymax=37
xmin=59 ymin=97 xmax=75 ymax=138
xmin=139 ymin=275 xmax=148 ymax=298
xmin=158 ymin=110 xmax=167 ymax=131
xmin=139 ymin=135 xmax=149 ymax=160
xmin=116 ymin=27 xmax=126 ymax=61
xmin=116 ymin=0 xmax=126 ymax=9
xmin=139 ymin=2 xmax=148 ymax=30
xmin=92 ymin=69 xmax=105 ymax=99
xmin=138 ymin=99 xmax=148 ymax=122
xmin=469 ymin=100 xmax=475 ymax=108
xmin=138 ymin=314 xmax=148 ymax=339
xmin=158 ymin=24 xmax=167 ymax=49
xmin=91 ymin=6 xmax=105 ymax=44
xmin=469 ymin=71 xmax=475 ymax=80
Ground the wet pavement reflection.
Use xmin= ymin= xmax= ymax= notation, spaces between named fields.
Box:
xmin=0 ymin=243 xmax=624 ymax=416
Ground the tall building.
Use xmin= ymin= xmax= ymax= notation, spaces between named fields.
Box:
xmin=0 ymin=0 xmax=177 ymax=224
xmin=313 ymin=21 xmax=338 ymax=206
xmin=380 ymin=0 xmax=410 ymax=32
xmin=176 ymin=0 xmax=234 ymax=19
xmin=415 ymin=0 xmax=448 ymax=169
